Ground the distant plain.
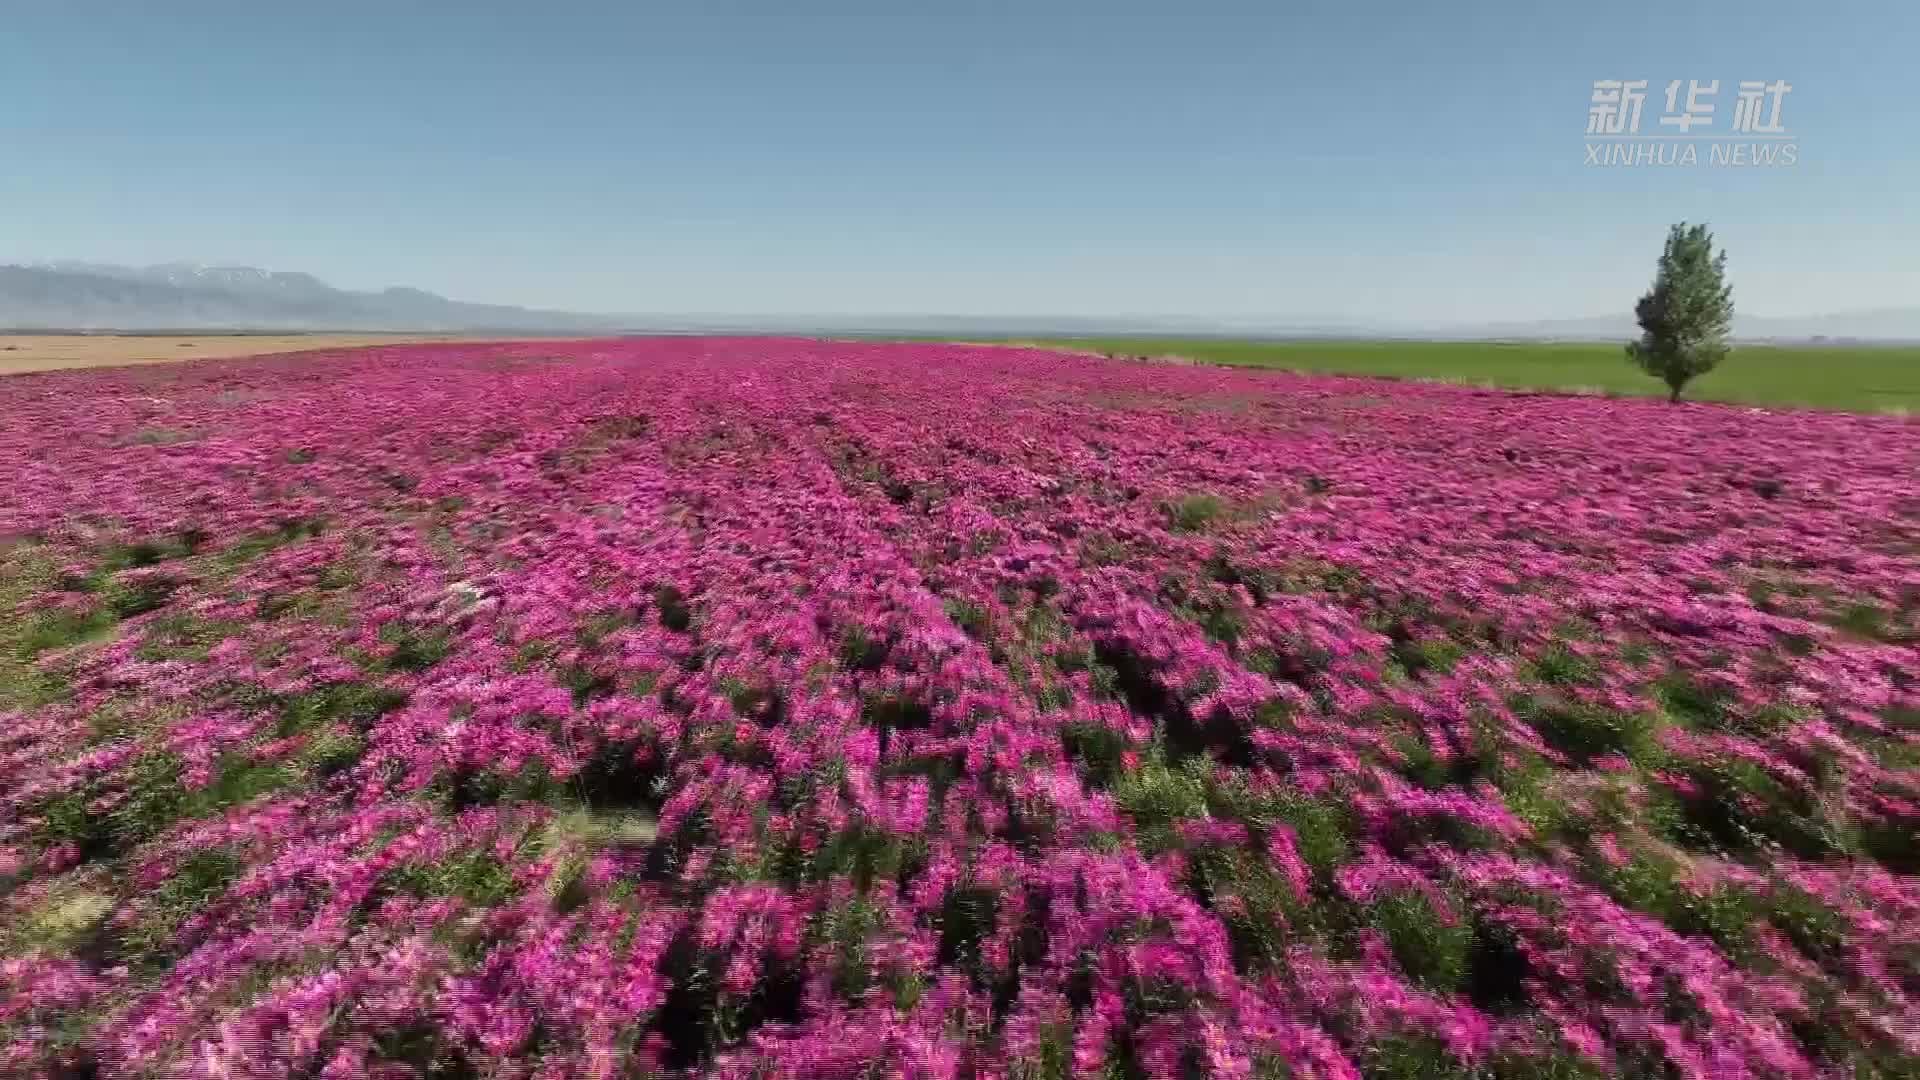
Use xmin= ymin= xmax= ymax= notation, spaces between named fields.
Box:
xmin=1016 ymin=338 xmax=1920 ymax=412
xmin=6 ymin=333 xmax=1917 ymax=413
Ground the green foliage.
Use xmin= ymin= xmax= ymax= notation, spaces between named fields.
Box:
xmin=298 ymin=727 xmax=368 ymax=777
xmin=15 ymin=608 xmax=115 ymax=658
xmin=1079 ymin=532 xmax=1133 ymax=567
xmin=28 ymin=748 xmax=300 ymax=867
xmin=1060 ymin=721 xmax=1132 ymax=787
xmin=277 ymin=681 xmax=409 ymax=736
xmin=1273 ymin=558 xmax=1365 ymax=599
xmin=1016 ymin=337 xmax=1920 ymax=411
xmin=1187 ymin=844 xmax=1300 ymax=972
xmin=934 ymin=886 xmax=999 ymax=973
xmin=99 ymin=533 xmax=203 ymax=572
xmin=1205 ymin=780 xmax=1354 ymax=877
xmin=1204 ymin=550 xmax=1283 ymax=604
xmin=1829 ymin=601 xmax=1913 ymax=645
xmin=188 ymin=756 xmax=301 ymax=818
xmin=1858 ymin=814 xmax=1920 ymax=875
xmin=215 ymin=517 xmax=327 ymax=569
xmin=100 ymin=573 xmax=180 ymax=617
xmin=369 ymin=1023 xmax=473 ymax=1076
xmin=1657 ymin=757 xmax=1852 ymax=860
xmin=1789 ymin=983 xmax=1920 ymax=1078
xmin=1358 ymin=1036 xmax=1474 ymax=1080
xmin=134 ymin=613 xmax=241 ymax=662
xmin=576 ymin=607 xmax=635 ymax=647
xmin=1162 ymin=492 xmax=1228 ymax=533
xmin=653 ymin=585 xmax=694 ymax=632
xmin=375 ymin=622 xmax=452 ymax=672
xmin=941 ymin=597 xmax=991 ymax=638
xmin=120 ymin=847 xmax=246 ymax=965
xmin=437 ymin=759 xmax=565 ymax=811
xmin=1494 ymin=760 xmax=1587 ymax=842
xmin=1653 ymin=670 xmax=1735 ymax=730
xmin=508 ymin=639 xmax=556 ymax=673
xmin=816 ymin=897 xmax=888 ymax=1002
xmin=1530 ymin=644 xmax=1597 ymax=687
xmin=0 ymin=547 xmax=75 ymax=706
xmin=1253 ymin=1053 xmax=1295 ymax=1080
xmin=1113 ymin=756 xmax=1210 ymax=835
xmin=838 ymin=625 xmax=889 ymax=672
xmin=1172 ymin=592 xmax=1249 ymax=648
xmin=379 ymin=469 xmax=420 ymax=493
xmin=1390 ymin=732 xmax=1456 ymax=791
xmin=1012 ymin=1022 xmax=1075 ymax=1080
xmin=1764 ymin=885 xmax=1849 ymax=966
xmin=387 ymin=850 xmax=518 ymax=908
xmin=1520 ymin=697 xmax=1662 ymax=764
xmin=34 ymin=751 xmax=179 ymax=858
xmin=1392 ymin=635 xmax=1465 ymax=677
xmin=109 ymin=751 xmax=197 ymax=845
xmin=1373 ymin=892 xmax=1471 ymax=992
xmin=542 ymin=850 xmax=591 ymax=912
xmin=1018 ymin=604 xmax=1069 ymax=648
xmin=561 ymin=662 xmax=618 ymax=706
xmin=125 ymin=427 xmax=197 ymax=446
xmin=1625 ymin=222 xmax=1734 ymax=403
xmin=802 ymin=823 xmax=921 ymax=892
xmin=1592 ymin=845 xmax=1757 ymax=957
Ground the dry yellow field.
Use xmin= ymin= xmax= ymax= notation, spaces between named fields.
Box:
xmin=0 ymin=334 xmax=457 ymax=376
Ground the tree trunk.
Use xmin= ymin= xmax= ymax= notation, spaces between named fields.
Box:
xmin=1668 ymin=384 xmax=1682 ymax=404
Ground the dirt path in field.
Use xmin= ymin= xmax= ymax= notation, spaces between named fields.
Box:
xmin=0 ymin=334 xmax=459 ymax=376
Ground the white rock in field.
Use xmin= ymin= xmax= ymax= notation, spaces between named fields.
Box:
xmin=446 ymin=581 xmax=493 ymax=611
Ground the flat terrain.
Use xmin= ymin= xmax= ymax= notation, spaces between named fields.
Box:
xmin=0 ymin=333 xmax=453 ymax=375
xmin=3 ymin=339 xmax=1917 ymax=1077
xmin=14 ymin=335 xmax=1917 ymax=413
xmin=1020 ymin=338 xmax=1920 ymax=412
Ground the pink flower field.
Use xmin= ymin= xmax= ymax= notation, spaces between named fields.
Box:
xmin=2 ymin=338 xmax=1918 ymax=1079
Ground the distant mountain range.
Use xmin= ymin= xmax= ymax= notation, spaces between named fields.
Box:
xmin=3 ymin=261 xmax=1916 ymax=342
xmin=0 ymin=262 xmax=625 ymax=333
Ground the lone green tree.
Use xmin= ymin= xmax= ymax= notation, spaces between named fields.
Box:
xmin=1627 ymin=222 xmax=1734 ymax=402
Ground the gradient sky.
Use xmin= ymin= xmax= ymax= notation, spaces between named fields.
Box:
xmin=3 ymin=0 xmax=1914 ymax=322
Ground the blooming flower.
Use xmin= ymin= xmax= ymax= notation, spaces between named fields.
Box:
xmin=0 ymin=338 xmax=1913 ymax=1077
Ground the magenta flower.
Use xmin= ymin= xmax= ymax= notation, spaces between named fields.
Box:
xmin=0 ymin=338 xmax=1914 ymax=1076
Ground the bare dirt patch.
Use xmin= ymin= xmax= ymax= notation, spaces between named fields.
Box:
xmin=0 ymin=334 xmax=458 ymax=376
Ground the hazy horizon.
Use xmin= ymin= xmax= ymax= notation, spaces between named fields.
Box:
xmin=7 ymin=258 xmax=1920 ymax=340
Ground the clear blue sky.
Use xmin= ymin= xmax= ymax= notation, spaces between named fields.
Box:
xmin=3 ymin=0 xmax=1914 ymax=322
